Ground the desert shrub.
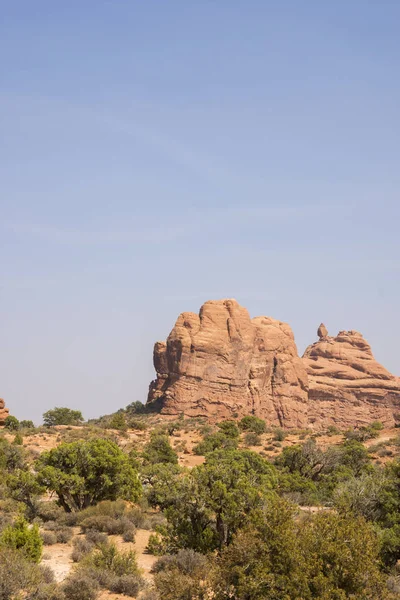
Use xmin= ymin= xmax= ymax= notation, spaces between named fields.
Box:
xmin=77 ymin=499 xmax=128 ymax=521
xmin=80 ymin=516 xmax=122 ymax=535
xmin=152 ymin=549 xmax=207 ymax=574
xmin=20 ymin=420 xmax=35 ymax=430
xmin=243 ymin=431 xmax=262 ymax=446
xmin=85 ymin=530 xmax=108 ymax=546
xmin=125 ymin=506 xmax=147 ymax=528
xmin=37 ymin=439 xmax=141 ymax=511
xmin=273 ymin=427 xmax=287 ymax=441
xmin=216 ymin=421 xmax=240 ymax=438
xmin=193 ymin=432 xmax=238 ymax=455
xmin=239 ymin=415 xmax=266 ymax=434
xmin=126 ymin=401 xmax=147 ymax=415
xmin=0 ymin=517 xmax=43 ymax=562
xmin=0 ymin=439 xmax=27 ymax=472
xmin=326 ymin=425 xmax=341 ymax=436
xmin=122 ymin=527 xmax=136 ymax=543
xmin=13 ymin=432 xmax=23 ymax=445
xmin=153 ymin=550 xmax=209 ymax=600
xmin=43 ymin=408 xmax=84 ymax=427
xmin=142 ymin=433 xmax=178 ymax=465
xmin=108 ymin=412 xmax=127 ymax=431
xmin=4 ymin=416 xmax=20 ymax=431
xmin=76 ymin=542 xmax=143 ymax=595
xmin=0 ymin=547 xmax=49 ymax=600
xmin=37 ymin=502 xmax=65 ymax=523
xmin=138 ymin=588 xmax=160 ymax=600
xmin=41 ymin=531 xmax=57 ymax=546
xmin=26 ymin=583 xmax=65 ymax=600
xmin=72 ymin=538 xmax=94 ymax=563
xmin=129 ymin=419 xmax=148 ymax=431
xmin=147 ymin=533 xmax=166 ymax=556
xmin=63 ymin=574 xmax=99 ymax=600
xmin=54 ymin=527 xmax=73 ymax=544
xmin=109 ymin=573 xmax=142 ymax=596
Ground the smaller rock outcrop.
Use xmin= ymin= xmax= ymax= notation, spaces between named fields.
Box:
xmin=304 ymin=330 xmax=400 ymax=428
xmin=0 ymin=399 xmax=9 ymax=425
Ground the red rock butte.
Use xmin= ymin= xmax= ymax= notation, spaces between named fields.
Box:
xmin=0 ymin=398 xmax=9 ymax=425
xmin=147 ymin=299 xmax=400 ymax=429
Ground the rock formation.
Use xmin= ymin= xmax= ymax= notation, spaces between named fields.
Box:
xmin=303 ymin=330 xmax=400 ymax=429
xmin=317 ymin=323 xmax=328 ymax=340
xmin=147 ymin=299 xmax=309 ymax=427
xmin=0 ymin=399 xmax=9 ymax=425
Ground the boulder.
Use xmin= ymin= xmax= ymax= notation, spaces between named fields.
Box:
xmin=303 ymin=330 xmax=400 ymax=428
xmin=147 ymin=299 xmax=309 ymax=427
xmin=0 ymin=398 xmax=9 ymax=425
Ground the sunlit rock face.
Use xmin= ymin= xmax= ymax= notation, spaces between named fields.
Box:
xmin=147 ymin=299 xmax=309 ymax=428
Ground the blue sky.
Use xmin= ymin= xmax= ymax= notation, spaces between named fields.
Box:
xmin=1 ymin=1 xmax=399 ymax=422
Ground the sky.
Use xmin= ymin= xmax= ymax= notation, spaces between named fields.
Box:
xmin=1 ymin=1 xmax=399 ymax=423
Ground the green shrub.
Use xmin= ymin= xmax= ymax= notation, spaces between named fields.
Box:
xmin=37 ymin=439 xmax=141 ymax=511
xmin=12 ymin=432 xmax=23 ymax=446
xmin=142 ymin=433 xmax=178 ymax=465
xmin=43 ymin=408 xmax=84 ymax=427
xmin=20 ymin=420 xmax=35 ymax=430
xmin=108 ymin=412 xmax=127 ymax=431
xmin=193 ymin=432 xmax=238 ymax=455
xmin=4 ymin=416 xmax=20 ymax=431
xmin=216 ymin=421 xmax=240 ymax=438
xmin=239 ymin=415 xmax=266 ymax=434
xmin=147 ymin=533 xmax=166 ymax=556
xmin=0 ymin=517 xmax=43 ymax=562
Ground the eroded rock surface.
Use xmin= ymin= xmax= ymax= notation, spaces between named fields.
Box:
xmin=303 ymin=330 xmax=400 ymax=428
xmin=0 ymin=399 xmax=9 ymax=425
xmin=147 ymin=299 xmax=309 ymax=427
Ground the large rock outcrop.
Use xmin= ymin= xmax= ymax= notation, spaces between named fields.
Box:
xmin=0 ymin=399 xmax=9 ymax=425
xmin=304 ymin=330 xmax=400 ymax=428
xmin=147 ymin=299 xmax=400 ymax=429
xmin=147 ymin=299 xmax=309 ymax=427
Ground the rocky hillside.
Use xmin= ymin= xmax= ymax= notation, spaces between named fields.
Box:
xmin=147 ymin=299 xmax=400 ymax=429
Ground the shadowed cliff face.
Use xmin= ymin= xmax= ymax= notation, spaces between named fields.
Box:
xmin=0 ymin=398 xmax=9 ymax=425
xmin=147 ymin=299 xmax=309 ymax=428
xmin=147 ymin=299 xmax=400 ymax=429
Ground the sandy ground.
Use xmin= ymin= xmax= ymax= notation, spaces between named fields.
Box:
xmin=41 ymin=528 xmax=157 ymax=586
xmin=41 ymin=542 xmax=74 ymax=583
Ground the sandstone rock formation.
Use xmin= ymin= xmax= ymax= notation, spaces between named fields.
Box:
xmin=0 ymin=399 xmax=9 ymax=425
xmin=303 ymin=331 xmax=400 ymax=429
xmin=147 ymin=299 xmax=309 ymax=427
xmin=147 ymin=299 xmax=400 ymax=429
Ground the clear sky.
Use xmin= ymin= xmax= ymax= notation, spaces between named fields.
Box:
xmin=1 ymin=1 xmax=399 ymax=422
